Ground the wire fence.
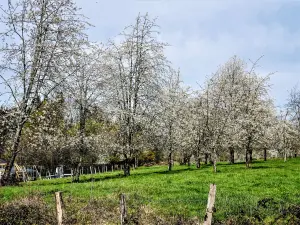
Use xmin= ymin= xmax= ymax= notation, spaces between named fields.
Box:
xmin=1 ymin=185 xmax=299 ymax=225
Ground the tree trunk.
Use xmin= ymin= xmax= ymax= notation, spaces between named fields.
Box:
xmin=187 ymin=156 xmax=191 ymax=167
xmin=246 ymin=150 xmax=251 ymax=168
xmin=72 ymin=159 xmax=82 ymax=183
xmin=168 ymin=152 xmax=172 ymax=171
xmin=1 ymin=152 xmax=17 ymax=185
xmin=180 ymin=156 xmax=185 ymax=165
xmin=209 ymin=156 xmax=214 ymax=165
xmin=213 ymin=149 xmax=217 ymax=173
xmin=264 ymin=148 xmax=267 ymax=161
xmin=123 ymin=159 xmax=130 ymax=176
xmin=1 ymin=123 xmax=24 ymax=186
xmin=205 ymin=153 xmax=208 ymax=164
xmin=246 ymin=135 xmax=252 ymax=168
xmin=284 ymin=150 xmax=287 ymax=162
xmin=229 ymin=147 xmax=234 ymax=164
xmin=196 ymin=157 xmax=201 ymax=168
xmin=183 ymin=155 xmax=187 ymax=165
xmin=195 ymin=147 xmax=201 ymax=168
xmin=213 ymin=159 xmax=217 ymax=173
xmin=134 ymin=156 xmax=138 ymax=168
xmin=73 ymin=104 xmax=87 ymax=182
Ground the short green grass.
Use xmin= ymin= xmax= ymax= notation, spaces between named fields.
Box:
xmin=1 ymin=158 xmax=299 ymax=221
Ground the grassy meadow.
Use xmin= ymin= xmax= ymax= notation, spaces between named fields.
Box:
xmin=1 ymin=158 xmax=300 ymax=224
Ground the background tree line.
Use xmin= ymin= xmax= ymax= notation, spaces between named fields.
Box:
xmin=0 ymin=0 xmax=299 ymax=185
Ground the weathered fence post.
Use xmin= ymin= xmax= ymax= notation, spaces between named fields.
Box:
xmin=120 ymin=193 xmax=127 ymax=225
xmin=55 ymin=191 xmax=64 ymax=225
xmin=203 ymin=184 xmax=217 ymax=225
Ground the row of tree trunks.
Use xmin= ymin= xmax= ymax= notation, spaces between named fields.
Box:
xmin=181 ymin=154 xmax=192 ymax=166
xmin=195 ymin=153 xmax=210 ymax=168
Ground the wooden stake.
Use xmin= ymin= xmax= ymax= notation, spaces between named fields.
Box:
xmin=203 ymin=184 xmax=216 ymax=225
xmin=55 ymin=192 xmax=63 ymax=225
xmin=120 ymin=193 xmax=127 ymax=225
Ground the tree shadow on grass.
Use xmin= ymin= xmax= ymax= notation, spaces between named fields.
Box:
xmin=251 ymin=165 xmax=284 ymax=169
xmin=221 ymin=160 xmax=267 ymax=166
xmin=31 ymin=167 xmax=200 ymax=186
xmin=25 ymin=160 xmax=281 ymax=187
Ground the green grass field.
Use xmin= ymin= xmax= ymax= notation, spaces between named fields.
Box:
xmin=1 ymin=158 xmax=300 ymax=224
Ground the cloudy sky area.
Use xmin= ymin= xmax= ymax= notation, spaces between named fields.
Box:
xmin=76 ymin=0 xmax=300 ymax=108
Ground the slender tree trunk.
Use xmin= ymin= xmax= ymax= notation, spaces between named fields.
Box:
xmin=187 ymin=156 xmax=191 ymax=167
xmin=196 ymin=157 xmax=201 ymax=168
xmin=1 ymin=122 xmax=24 ymax=186
xmin=183 ymin=154 xmax=187 ymax=165
xmin=195 ymin=147 xmax=201 ymax=168
xmin=213 ymin=159 xmax=217 ymax=173
xmin=134 ymin=156 xmax=138 ymax=168
xmin=73 ymin=104 xmax=87 ymax=182
xmin=180 ymin=156 xmax=185 ymax=165
xmin=205 ymin=153 xmax=208 ymax=164
xmin=229 ymin=147 xmax=234 ymax=164
xmin=168 ymin=152 xmax=172 ymax=171
xmin=284 ymin=149 xmax=287 ymax=162
xmin=264 ymin=148 xmax=267 ymax=161
xmin=245 ymin=135 xmax=252 ymax=168
xmin=246 ymin=150 xmax=251 ymax=168
xmin=1 ymin=152 xmax=17 ymax=185
xmin=73 ymin=167 xmax=80 ymax=182
xmin=72 ymin=158 xmax=82 ymax=183
xmin=213 ymin=149 xmax=217 ymax=173
xmin=123 ymin=159 xmax=130 ymax=176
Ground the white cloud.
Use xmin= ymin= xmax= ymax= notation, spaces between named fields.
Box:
xmin=0 ymin=0 xmax=298 ymax=106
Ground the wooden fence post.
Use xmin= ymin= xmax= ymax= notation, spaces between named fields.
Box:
xmin=120 ymin=193 xmax=127 ymax=225
xmin=203 ymin=184 xmax=216 ymax=225
xmin=55 ymin=192 xmax=64 ymax=225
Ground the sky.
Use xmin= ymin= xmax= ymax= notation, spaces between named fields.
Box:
xmin=75 ymin=0 xmax=300 ymax=108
